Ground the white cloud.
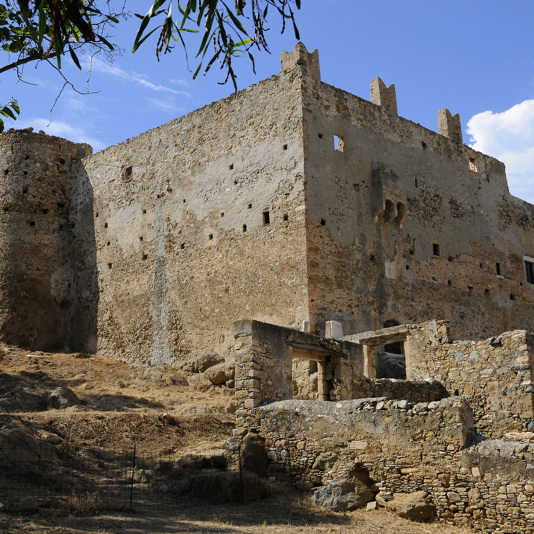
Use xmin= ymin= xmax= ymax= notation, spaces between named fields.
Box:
xmin=87 ymin=57 xmax=191 ymax=97
xmin=467 ymin=100 xmax=534 ymax=203
xmin=15 ymin=118 xmax=106 ymax=152
xmin=145 ymin=97 xmax=185 ymax=114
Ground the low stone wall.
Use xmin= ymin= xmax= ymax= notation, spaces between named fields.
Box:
xmin=352 ymin=378 xmax=448 ymax=403
xmin=408 ymin=328 xmax=534 ymax=437
xmin=247 ymin=398 xmax=534 ymax=533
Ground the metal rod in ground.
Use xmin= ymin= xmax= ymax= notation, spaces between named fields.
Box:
xmin=129 ymin=445 xmax=137 ymax=512
xmin=239 ymin=443 xmax=244 ymax=504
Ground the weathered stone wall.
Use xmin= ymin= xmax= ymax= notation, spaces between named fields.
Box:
xmin=248 ymin=397 xmax=534 ymax=532
xmin=300 ymin=68 xmax=534 ymax=340
xmin=233 ymin=319 xmax=362 ymax=433
xmin=0 ymin=129 xmax=91 ymax=350
xmin=408 ymin=327 xmax=534 ymax=438
xmin=72 ymin=72 xmax=309 ymax=365
xmin=352 ymin=377 xmax=447 ymax=403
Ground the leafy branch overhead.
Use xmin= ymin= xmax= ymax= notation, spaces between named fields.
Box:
xmin=133 ymin=0 xmax=301 ymax=89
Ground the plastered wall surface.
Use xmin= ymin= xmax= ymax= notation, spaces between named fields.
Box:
xmin=73 ymin=73 xmax=309 ymax=365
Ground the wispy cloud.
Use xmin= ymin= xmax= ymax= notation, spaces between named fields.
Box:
xmin=15 ymin=118 xmax=106 ymax=152
xmin=87 ymin=57 xmax=191 ymax=97
xmin=145 ymin=97 xmax=186 ymax=114
xmin=467 ymin=100 xmax=534 ymax=203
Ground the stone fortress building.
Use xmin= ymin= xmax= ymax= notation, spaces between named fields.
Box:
xmin=1 ymin=43 xmax=534 ymax=367
xmin=3 ymin=43 xmax=534 ymax=531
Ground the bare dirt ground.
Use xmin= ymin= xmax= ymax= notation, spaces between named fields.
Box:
xmin=0 ymin=347 xmax=472 ymax=533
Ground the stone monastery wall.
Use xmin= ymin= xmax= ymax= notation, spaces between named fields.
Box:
xmin=2 ymin=43 xmax=534 ymax=366
xmin=71 ymin=73 xmax=309 ymax=363
xmin=300 ymin=68 xmax=534 ymax=340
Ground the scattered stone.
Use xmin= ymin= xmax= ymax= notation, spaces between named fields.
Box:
xmin=312 ymin=467 xmax=374 ymax=512
xmin=48 ymin=387 xmax=80 ymax=410
xmin=384 ymin=491 xmax=436 ymax=522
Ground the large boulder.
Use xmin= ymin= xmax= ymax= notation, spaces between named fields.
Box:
xmin=381 ymin=491 xmax=436 ymax=521
xmin=312 ymin=467 xmax=374 ymax=512
xmin=48 ymin=387 xmax=80 ymax=409
xmin=204 ymin=361 xmax=235 ymax=385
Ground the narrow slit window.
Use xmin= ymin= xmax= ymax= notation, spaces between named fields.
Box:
xmin=333 ymin=135 xmax=344 ymax=152
xmin=242 ymin=224 xmax=247 ymax=232
xmin=263 ymin=211 xmax=270 ymax=225
xmin=432 ymin=243 xmax=441 ymax=256
xmin=496 ymin=263 xmax=502 ymax=276
xmin=525 ymin=257 xmax=534 ymax=284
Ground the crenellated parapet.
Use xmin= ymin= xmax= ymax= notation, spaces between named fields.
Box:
xmin=281 ymin=41 xmax=321 ymax=81
xmin=370 ymin=77 xmax=398 ymax=116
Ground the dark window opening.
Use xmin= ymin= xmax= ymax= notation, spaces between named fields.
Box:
xmin=3 ymin=207 xmax=9 ymax=213
xmin=221 ymin=212 xmax=224 ymax=217
xmin=263 ymin=211 xmax=270 ymax=225
xmin=104 ymin=223 xmax=108 ymax=229
xmin=318 ymin=133 xmax=323 ymax=139
xmin=142 ymin=254 xmax=148 ymax=260
xmin=108 ymin=263 xmax=112 ymax=269
xmin=510 ymin=294 xmax=516 ymax=301
xmin=409 ymin=247 xmax=415 ymax=256
xmin=3 ymin=169 xmax=8 ymax=175
xmin=405 ymin=265 xmax=410 ymax=270
xmin=208 ymin=234 xmax=213 ymax=240
xmin=106 ymin=241 xmax=110 ymax=246
xmin=96 ymin=212 xmax=99 ymax=218
xmin=320 ymin=218 xmax=326 ymax=226
xmin=22 ymin=186 xmax=28 ymax=194
xmin=480 ymin=263 xmax=484 ymax=269
xmin=143 ymin=209 xmax=147 ymax=214
xmin=183 ymin=199 xmax=186 ymax=203
xmin=468 ymin=286 xmax=474 ymax=291
xmin=180 ymin=243 xmax=185 ymax=249
xmin=28 ymin=220 xmax=35 ymax=227
xmin=525 ymin=260 xmax=534 ymax=284
xmin=122 ymin=166 xmax=133 ymax=181
xmin=229 ymin=164 xmax=234 ymax=170
xmin=432 ymin=243 xmax=441 ymax=256
xmin=242 ymin=224 xmax=247 ymax=232
xmin=496 ymin=263 xmax=502 ymax=276
xmin=448 ymin=280 xmax=452 ymax=286
xmin=415 ymin=178 xmax=418 ymax=187
xmin=139 ymin=236 xmax=143 ymax=241
xmin=42 ymin=209 xmax=48 ymax=214
xmin=283 ymin=144 xmax=288 ymax=150
xmin=421 ymin=141 xmax=427 ymax=149
xmin=234 ymin=179 xmax=238 ymax=185
xmin=24 ymin=155 xmax=29 ymax=160
xmin=248 ymin=203 xmax=252 ymax=209
xmin=283 ymin=214 xmax=289 ymax=222
xmin=485 ymin=288 xmax=490 ymax=294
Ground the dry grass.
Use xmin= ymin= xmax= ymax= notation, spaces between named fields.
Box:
xmin=0 ymin=496 xmax=473 ymax=533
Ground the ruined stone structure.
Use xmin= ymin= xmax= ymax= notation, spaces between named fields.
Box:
xmin=3 ymin=43 xmax=534 ymax=531
xmin=1 ymin=43 xmax=534 ymax=363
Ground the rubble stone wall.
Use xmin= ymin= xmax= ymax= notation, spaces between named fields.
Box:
xmin=408 ymin=326 xmax=534 ymax=438
xmin=250 ymin=397 xmax=534 ymax=533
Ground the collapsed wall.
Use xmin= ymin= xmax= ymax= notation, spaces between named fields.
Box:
xmin=231 ymin=318 xmax=534 ymax=532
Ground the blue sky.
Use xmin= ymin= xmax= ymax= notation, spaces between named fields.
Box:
xmin=2 ymin=1 xmax=534 ymax=202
